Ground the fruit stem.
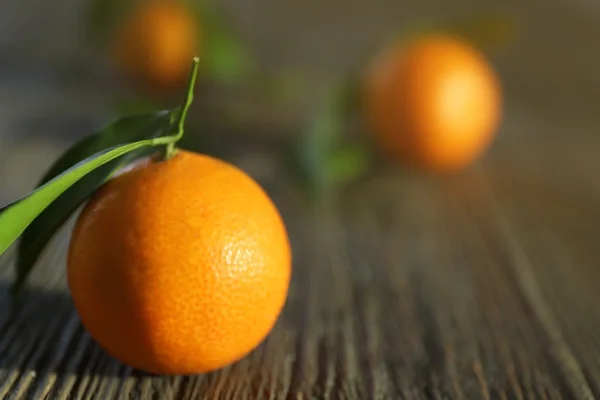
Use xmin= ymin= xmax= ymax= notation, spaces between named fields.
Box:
xmin=165 ymin=56 xmax=200 ymax=160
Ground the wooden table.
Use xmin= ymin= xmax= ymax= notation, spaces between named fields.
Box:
xmin=1 ymin=1 xmax=600 ymax=398
xmin=1 ymin=119 xmax=599 ymax=399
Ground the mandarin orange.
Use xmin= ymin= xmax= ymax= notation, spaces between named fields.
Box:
xmin=113 ymin=0 xmax=200 ymax=90
xmin=67 ymin=150 xmax=291 ymax=375
xmin=364 ymin=34 xmax=502 ymax=172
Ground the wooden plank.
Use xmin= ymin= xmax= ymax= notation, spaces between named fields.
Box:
xmin=483 ymin=165 xmax=600 ymax=398
xmin=1 ymin=153 xmax=598 ymax=398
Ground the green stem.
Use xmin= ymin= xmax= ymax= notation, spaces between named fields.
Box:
xmin=165 ymin=57 xmax=200 ymax=159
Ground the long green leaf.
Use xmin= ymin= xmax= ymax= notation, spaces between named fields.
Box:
xmin=0 ymin=136 xmax=173 ymax=256
xmin=36 ymin=111 xmax=172 ymax=186
xmin=15 ymin=111 xmax=174 ymax=292
xmin=6 ymin=56 xmax=200 ymax=294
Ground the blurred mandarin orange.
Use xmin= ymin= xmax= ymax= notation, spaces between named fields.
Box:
xmin=113 ymin=0 xmax=200 ymax=90
xmin=364 ymin=33 xmax=502 ymax=172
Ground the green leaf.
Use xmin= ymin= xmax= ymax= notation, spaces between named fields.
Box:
xmin=327 ymin=144 xmax=370 ymax=185
xmin=291 ymin=80 xmax=358 ymax=198
xmin=37 ymin=111 xmax=172 ymax=186
xmin=5 ymin=56 xmax=200 ymax=294
xmin=0 ymin=136 xmax=175 ymax=257
xmin=204 ymin=29 xmax=254 ymax=83
xmin=14 ymin=111 xmax=174 ymax=293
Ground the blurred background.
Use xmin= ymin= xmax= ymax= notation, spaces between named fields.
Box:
xmin=3 ymin=3 xmax=600 ymax=395
xmin=0 ymin=0 xmax=599 ymax=204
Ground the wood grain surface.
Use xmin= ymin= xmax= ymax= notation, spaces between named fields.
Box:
xmin=0 ymin=124 xmax=599 ymax=399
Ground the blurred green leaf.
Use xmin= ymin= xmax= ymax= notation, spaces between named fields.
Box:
xmin=191 ymin=0 xmax=254 ymax=83
xmin=328 ymin=144 xmax=370 ymax=185
xmin=203 ymin=29 xmax=254 ymax=83
xmin=291 ymin=78 xmax=368 ymax=199
xmin=294 ymin=84 xmax=344 ymax=193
